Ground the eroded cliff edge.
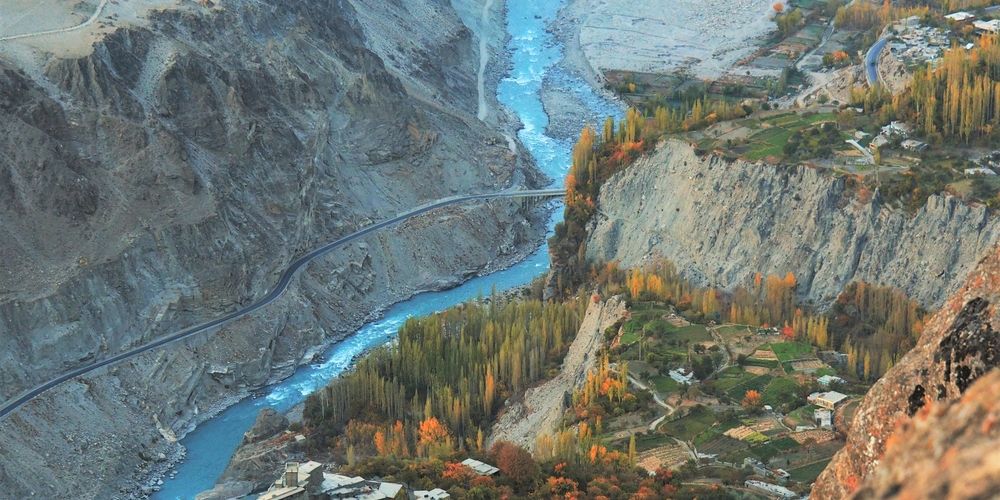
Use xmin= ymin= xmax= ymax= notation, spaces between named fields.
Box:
xmin=586 ymin=139 xmax=1000 ymax=308
xmin=0 ymin=0 xmax=539 ymax=497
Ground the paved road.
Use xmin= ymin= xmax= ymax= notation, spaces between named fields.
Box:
xmin=0 ymin=0 xmax=109 ymax=41
xmin=0 ymin=189 xmax=564 ymax=422
xmin=866 ymin=36 xmax=889 ymax=86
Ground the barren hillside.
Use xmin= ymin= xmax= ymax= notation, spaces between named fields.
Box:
xmin=0 ymin=0 xmax=540 ymax=497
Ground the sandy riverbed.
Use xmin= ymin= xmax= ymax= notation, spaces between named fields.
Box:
xmin=556 ymin=0 xmax=778 ymax=81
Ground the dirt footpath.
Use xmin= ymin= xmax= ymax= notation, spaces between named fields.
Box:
xmin=488 ymin=296 xmax=626 ymax=451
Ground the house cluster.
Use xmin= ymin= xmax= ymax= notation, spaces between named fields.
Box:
xmin=968 ymin=151 xmax=1000 ymax=175
xmin=816 ymin=375 xmax=845 ymax=387
xmin=868 ymin=121 xmax=925 ymax=152
xmin=888 ymin=17 xmax=951 ymax=66
xmin=258 ymin=459 xmax=499 ymax=500
xmin=744 ymin=479 xmax=798 ymax=499
xmin=743 ymin=458 xmax=792 ymax=485
xmin=950 ymin=11 xmax=1000 ymax=33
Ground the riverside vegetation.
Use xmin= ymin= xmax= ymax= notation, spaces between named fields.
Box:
xmin=290 ymin=250 xmax=930 ymax=497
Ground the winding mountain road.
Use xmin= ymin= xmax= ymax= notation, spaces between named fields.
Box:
xmin=866 ymin=36 xmax=888 ymax=86
xmin=0 ymin=0 xmax=109 ymax=42
xmin=0 ymin=188 xmax=564 ymax=422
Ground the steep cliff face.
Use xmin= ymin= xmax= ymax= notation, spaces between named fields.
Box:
xmin=586 ymin=139 xmax=1000 ymax=307
xmin=0 ymin=0 xmax=539 ymax=498
xmin=813 ymin=243 xmax=1000 ymax=499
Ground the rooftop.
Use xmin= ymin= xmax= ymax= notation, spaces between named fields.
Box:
xmin=818 ymin=391 xmax=848 ymax=404
xmin=258 ymin=486 xmax=307 ymax=500
xmin=415 ymin=488 xmax=451 ymax=500
xmin=461 ymin=458 xmax=500 ymax=476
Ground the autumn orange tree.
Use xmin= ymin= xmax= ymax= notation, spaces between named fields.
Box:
xmin=417 ymin=417 xmax=451 ymax=458
xmin=491 ymin=441 xmax=540 ymax=491
xmin=742 ymin=389 xmax=763 ymax=413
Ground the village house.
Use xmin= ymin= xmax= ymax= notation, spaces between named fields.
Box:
xmin=945 ymin=11 xmax=975 ymax=23
xmin=669 ymin=367 xmax=696 ymax=385
xmin=869 ymin=135 xmax=891 ymax=151
xmin=773 ymin=469 xmax=791 ymax=485
xmin=745 ymin=480 xmax=797 ymax=499
xmin=461 ymin=458 xmax=500 ymax=476
xmin=815 ymin=408 xmax=833 ymax=428
xmin=901 ymin=139 xmax=927 ymax=152
xmin=415 ymin=488 xmax=451 ymax=500
xmin=975 ymin=19 xmax=1000 ymax=33
xmin=816 ymin=391 xmax=848 ymax=410
xmin=881 ymin=121 xmax=911 ymax=138
xmin=258 ymin=461 xmax=326 ymax=500
xmin=816 ymin=375 xmax=845 ymax=387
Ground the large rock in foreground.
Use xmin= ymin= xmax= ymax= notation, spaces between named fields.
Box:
xmin=846 ymin=369 xmax=1000 ymax=500
xmin=814 ymin=244 xmax=1000 ymax=498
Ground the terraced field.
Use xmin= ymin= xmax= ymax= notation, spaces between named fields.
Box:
xmin=636 ymin=444 xmax=690 ymax=471
xmin=726 ymin=374 xmax=775 ymax=400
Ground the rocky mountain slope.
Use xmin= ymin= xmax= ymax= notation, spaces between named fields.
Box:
xmin=0 ymin=0 xmax=542 ymax=498
xmin=586 ymin=139 xmax=1000 ymax=307
xmin=812 ymin=242 xmax=1000 ymax=499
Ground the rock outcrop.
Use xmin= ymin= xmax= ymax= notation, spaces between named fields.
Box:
xmin=845 ymin=369 xmax=1000 ymax=500
xmin=813 ymin=242 xmax=1000 ymax=498
xmin=586 ymin=139 xmax=1000 ymax=308
xmin=0 ymin=0 xmax=539 ymax=497
xmin=243 ymin=408 xmax=289 ymax=445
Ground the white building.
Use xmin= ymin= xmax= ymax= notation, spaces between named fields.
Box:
xmin=815 ymin=408 xmax=833 ymax=428
xmin=817 ymin=375 xmax=845 ymax=387
xmin=415 ymin=489 xmax=451 ymax=500
xmin=461 ymin=458 xmax=500 ymax=476
xmin=816 ymin=391 xmax=848 ymax=409
xmin=745 ymin=480 xmax=797 ymax=498
xmin=773 ymin=469 xmax=791 ymax=485
xmin=945 ymin=11 xmax=975 ymax=22
xmin=976 ymin=19 xmax=1000 ymax=32
xmin=966 ymin=167 xmax=997 ymax=176
xmin=881 ymin=121 xmax=911 ymax=138
xmin=669 ymin=368 xmax=696 ymax=385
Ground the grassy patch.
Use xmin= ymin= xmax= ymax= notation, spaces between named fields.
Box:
xmin=804 ymin=112 xmax=837 ymax=124
xmin=788 ymin=459 xmax=832 ymax=483
xmin=720 ymin=449 xmax=755 ymax=464
xmin=620 ymin=333 xmax=640 ymax=345
xmin=815 ymin=366 xmax=837 ymax=377
xmin=749 ymin=443 xmax=780 ymax=462
xmin=695 ymin=429 xmax=721 ymax=446
xmin=744 ymin=145 xmax=784 ymax=161
xmin=634 ymin=433 xmax=676 ymax=452
xmin=762 ymin=377 xmax=801 ymax=406
xmin=770 ymin=342 xmax=816 ymax=362
xmin=743 ymin=358 xmax=780 ymax=369
xmin=772 ymin=436 xmax=801 ymax=451
xmin=727 ymin=374 xmax=775 ymax=400
xmin=671 ymin=324 xmax=713 ymax=343
xmin=661 ymin=406 xmax=718 ymax=441
xmin=651 ymin=375 xmax=679 ymax=393
xmin=715 ymin=369 xmax=756 ymax=391
xmin=786 ymin=404 xmax=820 ymax=426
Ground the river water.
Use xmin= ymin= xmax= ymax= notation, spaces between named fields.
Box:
xmin=153 ymin=1 xmax=619 ymax=498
